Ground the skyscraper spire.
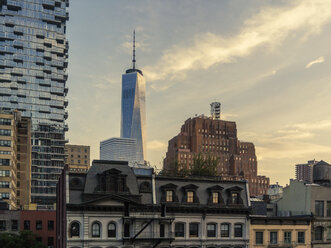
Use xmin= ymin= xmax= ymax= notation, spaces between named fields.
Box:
xmin=132 ymin=29 xmax=136 ymax=70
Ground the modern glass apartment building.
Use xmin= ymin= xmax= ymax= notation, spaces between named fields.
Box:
xmin=0 ymin=0 xmax=69 ymax=208
xmin=120 ymin=69 xmax=146 ymax=164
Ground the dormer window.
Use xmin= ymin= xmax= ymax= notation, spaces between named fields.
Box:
xmin=226 ymin=186 xmax=244 ymax=205
xmin=231 ymin=192 xmax=239 ymax=204
xmin=160 ymin=183 xmax=179 ymax=203
xmin=212 ymin=192 xmax=219 ymax=203
xmin=187 ymin=191 xmax=194 ymax=203
xmin=182 ymin=184 xmax=199 ymax=204
xmin=166 ymin=190 xmax=173 ymax=202
xmin=207 ymin=185 xmax=224 ymax=205
xmin=95 ymin=168 xmax=129 ymax=193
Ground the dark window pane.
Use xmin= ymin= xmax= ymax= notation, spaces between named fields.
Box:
xmin=24 ymin=220 xmax=30 ymax=230
xmin=221 ymin=223 xmax=229 ymax=237
xmin=175 ymin=223 xmax=185 ymax=237
xmin=36 ymin=220 xmax=42 ymax=230
xmin=256 ymin=231 xmax=263 ymax=244
xmin=189 ymin=223 xmax=199 ymax=237
xmin=108 ymin=223 xmax=116 ymax=238
xmin=234 ymin=224 xmax=243 ymax=237
xmin=48 ymin=220 xmax=54 ymax=230
xmin=207 ymin=224 xmax=216 ymax=237
xmin=70 ymin=222 xmax=80 ymax=237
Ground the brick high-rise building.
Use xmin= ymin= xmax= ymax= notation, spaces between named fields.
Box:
xmin=0 ymin=110 xmax=31 ymax=209
xmin=295 ymin=159 xmax=316 ymax=183
xmin=64 ymin=144 xmax=90 ymax=171
xmin=163 ymin=114 xmax=269 ymax=196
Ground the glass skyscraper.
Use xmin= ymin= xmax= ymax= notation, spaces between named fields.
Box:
xmin=120 ymin=32 xmax=146 ymax=163
xmin=0 ymin=0 xmax=69 ymax=208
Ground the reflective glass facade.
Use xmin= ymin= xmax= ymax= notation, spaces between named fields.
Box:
xmin=121 ymin=70 xmax=146 ymax=163
xmin=0 ymin=0 xmax=69 ymax=208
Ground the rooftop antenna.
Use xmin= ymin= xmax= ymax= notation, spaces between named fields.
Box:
xmin=132 ymin=29 xmax=136 ymax=70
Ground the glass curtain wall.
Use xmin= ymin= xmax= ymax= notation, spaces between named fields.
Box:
xmin=0 ymin=0 xmax=69 ymax=209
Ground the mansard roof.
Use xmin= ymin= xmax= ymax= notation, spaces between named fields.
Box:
xmin=83 ymin=160 xmax=139 ymax=195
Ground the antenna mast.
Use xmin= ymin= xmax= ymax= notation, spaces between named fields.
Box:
xmin=132 ymin=30 xmax=136 ymax=70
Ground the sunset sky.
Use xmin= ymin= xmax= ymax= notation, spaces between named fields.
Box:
xmin=66 ymin=0 xmax=331 ymax=186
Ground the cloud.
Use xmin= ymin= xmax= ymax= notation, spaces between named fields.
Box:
xmin=144 ymin=0 xmax=331 ymax=82
xmin=147 ymin=140 xmax=167 ymax=150
xmin=240 ymin=119 xmax=331 ymax=160
xmin=305 ymin=56 xmax=325 ymax=68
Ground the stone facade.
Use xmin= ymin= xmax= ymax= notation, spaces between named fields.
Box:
xmin=57 ymin=160 xmax=251 ymax=248
xmin=163 ymin=115 xmax=269 ymax=196
xmin=65 ymin=144 xmax=90 ymax=170
xmin=250 ymin=216 xmax=311 ymax=248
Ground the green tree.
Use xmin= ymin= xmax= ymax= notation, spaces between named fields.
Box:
xmin=190 ymin=153 xmax=218 ymax=176
xmin=0 ymin=231 xmax=46 ymax=248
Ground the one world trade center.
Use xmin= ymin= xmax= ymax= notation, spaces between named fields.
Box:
xmin=120 ymin=31 xmax=146 ymax=163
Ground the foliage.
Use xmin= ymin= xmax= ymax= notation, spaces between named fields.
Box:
xmin=164 ymin=153 xmax=218 ymax=177
xmin=0 ymin=231 xmax=46 ymax=248
xmin=190 ymin=153 xmax=218 ymax=176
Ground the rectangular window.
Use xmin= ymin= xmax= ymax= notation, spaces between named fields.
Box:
xmin=0 ymin=220 xmax=6 ymax=231
xmin=0 ymin=192 xmax=10 ymax=199
xmin=212 ymin=192 xmax=218 ymax=203
xmin=187 ymin=191 xmax=194 ymax=203
xmin=327 ymin=227 xmax=331 ymax=240
xmin=221 ymin=223 xmax=230 ymax=237
xmin=189 ymin=223 xmax=199 ymax=237
xmin=231 ymin=192 xmax=239 ymax=204
xmin=298 ymin=231 xmax=305 ymax=243
xmin=0 ymin=129 xmax=11 ymax=136
xmin=36 ymin=220 xmax=42 ymax=230
xmin=0 ymin=170 xmax=10 ymax=177
xmin=256 ymin=231 xmax=263 ymax=244
xmin=0 ymin=159 xmax=10 ymax=166
xmin=24 ymin=220 xmax=30 ymax=230
xmin=175 ymin=223 xmax=185 ymax=237
xmin=166 ymin=190 xmax=173 ymax=202
xmin=284 ymin=231 xmax=291 ymax=244
xmin=234 ymin=224 xmax=243 ymax=237
xmin=160 ymin=223 xmax=165 ymax=238
xmin=0 ymin=118 xmax=11 ymax=125
xmin=11 ymin=220 xmax=18 ymax=231
xmin=0 ymin=181 xmax=10 ymax=188
xmin=270 ymin=232 xmax=278 ymax=244
xmin=47 ymin=237 xmax=54 ymax=247
xmin=327 ymin=201 xmax=331 ymax=217
xmin=207 ymin=223 xmax=216 ymax=237
xmin=0 ymin=140 xmax=11 ymax=147
xmin=124 ymin=222 xmax=130 ymax=237
xmin=315 ymin=200 xmax=324 ymax=217
xmin=48 ymin=220 xmax=54 ymax=230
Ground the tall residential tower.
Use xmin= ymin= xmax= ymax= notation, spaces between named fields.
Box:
xmin=0 ymin=0 xmax=69 ymax=209
xmin=120 ymin=31 xmax=146 ymax=163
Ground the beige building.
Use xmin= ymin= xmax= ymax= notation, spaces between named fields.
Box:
xmin=0 ymin=110 xmax=31 ymax=210
xmin=250 ymin=216 xmax=311 ymax=247
xmin=65 ymin=144 xmax=90 ymax=170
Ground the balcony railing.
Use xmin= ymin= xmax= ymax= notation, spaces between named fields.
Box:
xmin=122 ymin=231 xmax=174 ymax=240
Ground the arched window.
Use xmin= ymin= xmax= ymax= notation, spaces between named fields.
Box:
xmin=92 ymin=222 xmax=101 ymax=237
xmin=108 ymin=222 xmax=116 ymax=238
xmin=70 ymin=222 xmax=80 ymax=237
xmin=315 ymin=226 xmax=324 ymax=241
